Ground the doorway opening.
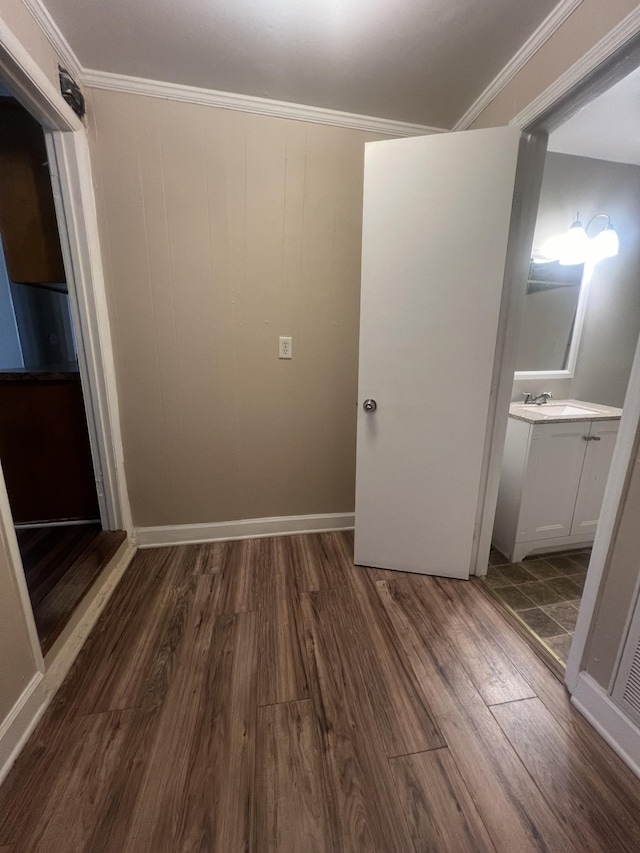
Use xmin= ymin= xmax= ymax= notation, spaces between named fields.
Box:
xmin=0 ymin=84 xmax=125 ymax=655
xmin=484 ymin=62 xmax=640 ymax=671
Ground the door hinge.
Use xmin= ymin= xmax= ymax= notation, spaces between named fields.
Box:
xmin=95 ymin=473 xmax=105 ymax=497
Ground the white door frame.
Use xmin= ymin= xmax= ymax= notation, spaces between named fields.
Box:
xmin=0 ymin=13 xmax=130 ymax=535
xmin=0 ymin=11 xmax=130 ymax=671
xmin=44 ymin=130 xmax=127 ymax=530
xmin=477 ymin=9 xmax=640 ymax=698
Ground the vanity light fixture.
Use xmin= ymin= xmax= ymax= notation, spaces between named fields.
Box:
xmin=557 ymin=214 xmax=588 ymax=265
xmin=590 ymin=215 xmax=620 ymax=262
xmin=539 ymin=212 xmax=619 ymax=265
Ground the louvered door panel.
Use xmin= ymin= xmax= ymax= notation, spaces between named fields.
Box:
xmin=612 ymin=586 xmax=640 ymax=726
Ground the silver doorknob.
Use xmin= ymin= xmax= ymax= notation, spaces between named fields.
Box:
xmin=363 ymin=399 xmax=377 ymax=412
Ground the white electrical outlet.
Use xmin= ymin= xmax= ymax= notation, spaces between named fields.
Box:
xmin=279 ymin=336 xmax=292 ymax=359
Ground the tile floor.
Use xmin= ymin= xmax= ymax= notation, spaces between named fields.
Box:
xmin=482 ymin=547 xmax=590 ymax=665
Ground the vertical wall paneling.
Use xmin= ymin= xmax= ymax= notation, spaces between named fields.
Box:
xmin=87 ymin=88 xmax=384 ymax=527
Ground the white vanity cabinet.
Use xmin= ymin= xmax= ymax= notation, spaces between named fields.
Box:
xmin=493 ymin=412 xmax=620 ymax=562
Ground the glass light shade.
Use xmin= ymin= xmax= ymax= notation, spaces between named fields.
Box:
xmin=539 ymin=234 xmax=564 ymax=262
xmin=558 ymin=221 xmax=588 ymax=265
xmin=591 ymin=226 xmax=619 ymax=262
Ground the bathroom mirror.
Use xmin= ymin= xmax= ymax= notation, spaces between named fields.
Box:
xmin=514 ymin=259 xmax=589 ymax=380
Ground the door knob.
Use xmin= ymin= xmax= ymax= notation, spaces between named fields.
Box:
xmin=363 ymin=399 xmax=377 ymax=412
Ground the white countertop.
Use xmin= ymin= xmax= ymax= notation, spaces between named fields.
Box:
xmin=509 ymin=398 xmax=623 ymax=424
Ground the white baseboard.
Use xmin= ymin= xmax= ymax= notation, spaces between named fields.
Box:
xmin=0 ymin=672 xmax=45 ymax=786
xmin=510 ymin=533 xmax=594 ymax=563
xmin=571 ymin=672 xmax=640 ymax=780
xmin=0 ymin=538 xmax=136 ymax=786
xmin=135 ymin=512 xmax=355 ymax=548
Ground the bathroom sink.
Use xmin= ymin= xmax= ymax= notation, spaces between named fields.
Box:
xmin=511 ymin=399 xmax=622 ymax=425
xmin=531 ymin=404 xmax=599 ymax=417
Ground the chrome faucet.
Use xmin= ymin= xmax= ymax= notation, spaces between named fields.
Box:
xmin=522 ymin=391 xmax=553 ymax=405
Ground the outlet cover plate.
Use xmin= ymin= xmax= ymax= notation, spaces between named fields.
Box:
xmin=279 ymin=336 xmax=292 ymax=359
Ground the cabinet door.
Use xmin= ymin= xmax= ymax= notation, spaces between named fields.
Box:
xmin=0 ymin=379 xmax=99 ymax=523
xmin=517 ymin=422 xmax=588 ymax=542
xmin=571 ymin=420 xmax=619 ymax=537
xmin=0 ymin=101 xmax=66 ymax=283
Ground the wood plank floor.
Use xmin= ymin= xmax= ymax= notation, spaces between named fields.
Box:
xmin=17 ymin=524 xmax=126 ymax=654
xmin=2 ymin=531 xmax=640 ymax=851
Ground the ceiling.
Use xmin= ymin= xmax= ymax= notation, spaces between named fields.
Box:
xmin=549 ymin=65 xmax=640 ymax=166
xmin=42 ymin=0 xmax=558 ymax=128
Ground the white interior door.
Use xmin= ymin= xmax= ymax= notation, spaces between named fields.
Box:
xmin=355 ymin=126 xmax=536 ymax=578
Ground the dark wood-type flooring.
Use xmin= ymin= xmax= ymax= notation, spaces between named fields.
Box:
xmin=17 ymin=524 xmax=126 ymax=654
xmin=482 ymin=547 xmax=590 ymax=665
xmin=2 ymin=531 xmax=640 ymax=851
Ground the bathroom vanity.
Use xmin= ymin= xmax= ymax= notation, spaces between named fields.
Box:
xmin=493 ymin=399 xmax=622 ymax=562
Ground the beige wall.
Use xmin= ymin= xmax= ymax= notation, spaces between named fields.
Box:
xmin=86 ymin=88 xmax=383 ymax=527
xmin=84 ymin=0 xmax=640 ymax=530
xmin=0 ymin=475 xmax=38 ymax=723
xmin=512 ymin=152 xmax=640 ymax=407
xmin=1 ymin=0 xmax=62 ymax=88
xmin=470 ymin=0 xmax=640 ymax=129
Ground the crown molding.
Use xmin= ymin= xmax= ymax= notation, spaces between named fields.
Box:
xmin=22 ymin=0 xmax=82 ymax=80
xmin=14 ymin=1 xmax=443 ymax=136
xmin=453 ymin=0 xmax=584 ymax=131
xmin=82 ymin=68 xmax=446 ymax=137
xmin=510 ymin=6 xmax=640 ymax=130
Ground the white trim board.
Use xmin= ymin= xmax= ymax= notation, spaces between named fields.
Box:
xmin=453 ymin=0 xmax=584 ymax=131
xmin=0 ymin=672 xmax=44 ymax=786
xmin=82 ymin=69 xmax=446 ymax=137
xmin=0 ymin=10 xmax=80 ymax=131
xmin=572 ymin=672 xmax=640 ymax=780
xmin=565 ymin=333 xmax=640 ymax=692
xmin=22 ymin=0 xmax=82 ymax=80
xmin=511 ymin=6 xmax=640 ymax=130
xmin=136 ymin=512 xmax=355 ymax=548
xmin=45 ymin=129 xmax=132 ymax=532
xmin=0 ymin=463 xmax=44 ymax=673
xmin=0 ymin=12 xmax=131 ymax=535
